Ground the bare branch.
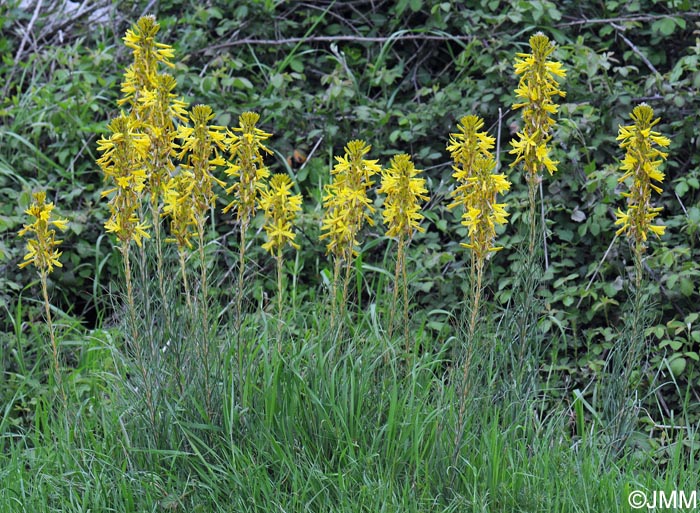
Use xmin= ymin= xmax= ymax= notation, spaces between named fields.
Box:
xmin=195 ymin=33 xmax=475 ymax=54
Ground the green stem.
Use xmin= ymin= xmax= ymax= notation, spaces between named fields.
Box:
xmin=152 ymin=200 xmax=171 ymax=333
xmin=388 ymin=237 xmax=402 ymax=339
xmin=527 ymin=173 xmax=538 ymax=259
xmin=41 ymin=269 xmax=64 ymax=404
xmin=179 ymin=249 xmax=192 ymax=314
xmin=330 ymin=257 xmax=342 ymax=332
xmin=454 ymin=255 xmax=484 ymax=458
xmin=276 ymin=248 xmax=284 ymax=352
xmin=197 ymin=217 xmax=211 ymax=416
xmin=236 ymin=222 xmax=247 ymax=380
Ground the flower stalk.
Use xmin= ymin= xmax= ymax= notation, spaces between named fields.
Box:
xmin=447 ymin=116 xmax=510 ymax=457
xmin=18 ymin=191 xmax=69 ymax=400
xmin=223 ymin=112 xmax=272 ymax=332
xmin=258 ymin=173 xmax=302 ymax=344
xmin=614 ymin=104 xmax=669 ymax=379
xmin=509 ymin=32 xmax=566 ymax=257
xmin=320 ymin=140 xmax=379 ymax=329
xmin=377 ymin=153 xmax=428 ymax=348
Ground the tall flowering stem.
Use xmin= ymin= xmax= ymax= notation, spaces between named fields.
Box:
xmin=320 ymin=140 xmax=380 ymax=328
xmin=139 ymin=74 xmax=188 ymax=325
xmin=223 ymin=112 xmax=272 ymax=331
xmin=162 ymin=170 xmax=198 ymax=311
xmin=97 ymin=114 xmax=151 ymax=342
xmin=258 ymin=174 xmax=302 ymax=344
xmin=119 ymin=16 xmax=187 ymax=331
xmin=175 ymin=104 xmax=226 ymax=416
xmin=614 ymin=104 xmax=669 ymax=377
xmin=18 ymin=191 xmax=69 ymax=397
xmin=447 ymin=116 xmax=510 ymax=457
xmin=509 ymin=33 xmax=566 ymax=257
xmin=176 ymin=105 xmax=226 ymax=320
xmin=377 ymin=154 xmax=428 ymax=348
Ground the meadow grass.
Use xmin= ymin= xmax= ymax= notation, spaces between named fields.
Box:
xmin=1 ymin=257 xmax=696 ymax=512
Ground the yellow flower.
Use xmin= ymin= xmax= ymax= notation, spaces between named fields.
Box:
xmin=377 ymin=154 xmax=429 ymax=239
xmin=162 ymin=171 xmax=198 ymax=250
xmin=119 ymin=16 xmax=175 ymax=110
xmin=447 ymin=115 xmax=495 ymax=212
xmin=97 ymin=113 xmax=151 ymax=247
xmin=614 ymin=104 xmax=669 ymax=248
xmin=509 ymin=32 xmax=566 ymax=178
xmin=258 ymin=174 xmax=303 ymax=253
xmin=222 ymin=112 xmax=272 ymax=223
xmin=18 ymin=191 xmax=68 ymax=274
xmin=447 ymin=115 xmax=510 ymax=259
xmin=320 ymin=140 xmax=380 ymax=260
xmin=457 ymin=157 xmax=511 ymax=259
xmin=176 ymin=105 xmax=227 ymax=218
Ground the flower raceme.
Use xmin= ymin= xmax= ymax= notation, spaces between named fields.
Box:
xmin=459 ymin=158 xmax=511 ymax=260
xmin=614 ymin=103 xmax=670 ymax=249
xmin=119 ymin=16 xmax=175 ymax=111
xmin=447 ymin=115 xmax=496 ymax=212
xmin=258 ymin=174 xmax=303 ymax=253
xmin=223 ymin=112 xmax=272 ymax=224
xmin=447 ymin=115 xmax=510 ymax=259
xmin=138 ymin=73 xmax=189 ymax=201
xmin=97 ymin=114 xmax=151 ymax=247
xmin=176 ymin=105 xmax=227 ymax=216
xmin=320 ymin=140 xmax=380 ymax=260
xmin=18 ymin=191 xmax=69 ymax=274
xmin=378 ymin=154 xmax=429 ymax=239
xmin=509 ymin=32 xmax=566 ymax=178
xmin=162 ymin=170 xmax=198 ymax=250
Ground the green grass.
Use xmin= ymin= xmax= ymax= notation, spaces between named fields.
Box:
xmin=2 ymin=262 xmax=697 ymax=513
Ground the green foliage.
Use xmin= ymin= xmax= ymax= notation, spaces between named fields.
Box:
xmin=2 ymin=0 xmax=700 ymax=509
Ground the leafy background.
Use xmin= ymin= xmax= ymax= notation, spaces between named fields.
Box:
xmin=1 ymin=0 xmax=700 ymax=470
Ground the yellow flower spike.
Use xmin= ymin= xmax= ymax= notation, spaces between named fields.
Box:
xmin=18 ymin=190 xmax=69 ymax=398
xmin=119 ymin=16 xmax=175 ymax=110
xmin=223 ymin=111 xmax=273 ymax=223
xmin=320 ymin=140 xmax=380 ymax=261
xmin=509 ymin=32 xmax=566 ymax=178
xmin=378 ymin=154 xmax=429 ymax=239
xmin=451 ymin=119 xmax=511 ymax=453
xmin=456 ymin=157 xmax=511 ymax=260
xmin=18 ymin=191 xmax=68 ymax=274
xmin=258 ymin=174 xmax=303 ymax=254
xmin=377 ymin=153 xmax=429 ymax=344
xmin=162 ymin=171 xmax=198 ymax=251
xmin=508 ymin=32 xmax=565 ymax=258
xmin=320 ymin=139 xmax=379 ymax=329
xmin=97 ymin=113 xmax=151 ymax=248
xmin=176 ymin=105 xmax=227 ymax=217
xmin=221 ymin=111 xmax=273 ymax=335
xmin=615 ymin=103 xmax=669 ymax=251
xmin=447 ymin=115 xmax=495 ymax=213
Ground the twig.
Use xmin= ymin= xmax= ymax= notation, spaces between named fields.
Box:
xmin=557 ymin=12 xmax=700 ymax=27
xmin=611 ymin=23 xmax=661 ymax=77
xmin=196 ymin=33 xmax=475 ymax=54
xmin=576 ymin=233 xmax=618 ymax=309
xmin=298 ymin=135 xmax=324 ymax=174
xmin=3 ymin=0 xmax=43 ymax=100
xmin=494 ymin=107 xmax=503 ymax=172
